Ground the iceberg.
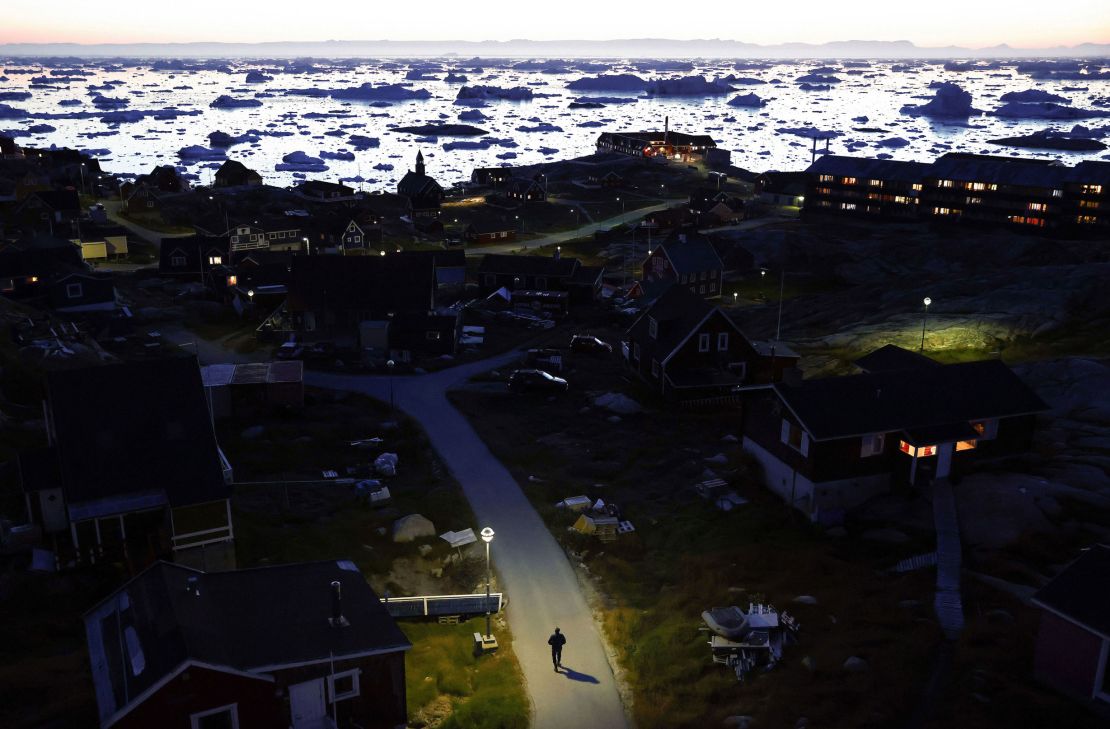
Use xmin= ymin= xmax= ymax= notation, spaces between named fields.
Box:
xmin=456 ymin=85 xmax=534 ymax=101
xmin=727 ymin=93 xmax=767 ymax=108
xmin=177 ymin=145 xmax=227 ymax=161
xmin=644 ymin=76 xmax=733 ymax=96
xmin=245 ymin=71 xmax=273 ymax=83
xmin=275 ymin=151 xmax=328 ymax=172
xmin=331 ymin=83 xmax=431 ymax=101
xmin=320 ymin=150 xmax=356 ymax=161
xmin=999 ymin=89 xmax=1069 ymax=104
xmin=991 ymin=102 xmax=1110 ymax=120
xmin=211 ymin=95 xmax=263 ymax=109
xmin=348 ymin=134 xmax=380 ymax=149
xmin=900 ymin=82 xmax=981 ymax=118
xmin=565 ymin=74 xmax=648 ymax=92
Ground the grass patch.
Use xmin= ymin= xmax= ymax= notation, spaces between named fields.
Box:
xmin=404 ymin=619 xmax=529 ymax=729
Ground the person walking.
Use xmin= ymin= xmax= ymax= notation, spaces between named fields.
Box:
xmin=548 ymin=627 xmax=566 ymax=671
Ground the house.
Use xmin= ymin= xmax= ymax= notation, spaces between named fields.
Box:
xmin=476 ymin=251 xmax=603 ymax=303
xmin=624 ymin=283 xmax=796 ymax=401
xmin=0 ymin=234 xmax=85 ymax=296
xmin=228 ymin=216 xmax=305 ymax=254
xmin=19 ymin=358 xmax=235 ymax=570
xmin=295 ymin=179 xmax=356 ymax=202
xmin=15 ymin=189 xmax=83 ymax=233
xmin=641 ymin=231 xmax=724 ymax=299
xmin=741 ymin=347 xmax=1050 ymax=524
xmin=336 ymin=217 xmax=384 ymax=253
xmin=465 ymin=218 xmax=516 ymax=244
xmin=139 ymin=164 xmax=190 ymax=193
xmin=804 ymin=155 xmax=929 ymax=219
xmin=159 ymin=235 xmax=231 ymax=280
xmin=84 ymin=559 xmax=411 ymax=729
xmin=920 ymin=153 xmax=1069 ymax=229
xmin=283 ymin=254 xmax=454 ymax=360
xmin=755 ymin=171 xmax=808 ymax=207
xmin=505 ymin=176 xmax=546 ymax=202
xmin=596 ymin=126 xmax=717 ymax=161
xmin=689 ymin=188 xmax=743 ymax=225
xmin=213 ymin=159 xmax=263 ymax=188
xmin=202 ymin=361 xmax=304 ymax=418
xmin=0 ymin=133 xmax=24 ymax=159
xmin=123 ymin=183 xmax=166 ymax=214
xmin=1031 ymin=544 xmax=1110 ymax=708
xmin=587 ymin=169 xmax=624 ymax=188
xmin=47 ymin=272 xmax=117 ymax=313
xmin=1063 ymin=160 xmax=1110 ymax=232
xmin=470 ymin=167 xmax=513 ymax=187
xmin=397 ymin=151 xmax=444 ymax=218
xmin=396 ymin=249 xmax=467 ymax=298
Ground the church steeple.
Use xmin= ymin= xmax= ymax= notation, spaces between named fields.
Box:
xmin=415 ymin=150 xmax=425 ymax=176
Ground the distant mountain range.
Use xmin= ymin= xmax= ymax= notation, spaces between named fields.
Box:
xmin=0 ymin=38 xmax=1108 ymax=59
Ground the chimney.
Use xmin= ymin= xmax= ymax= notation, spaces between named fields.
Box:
xmin=329 ymin=581 xmax=349 ymax=628
xmin=186 ymin=576 xmax=200 ymax=597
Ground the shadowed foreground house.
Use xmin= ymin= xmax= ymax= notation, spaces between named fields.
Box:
xmin=84 ymin=560 xmax=411 ymax=729
xmin=476 ymin=252 xmax=603 ymax=303
xmin=1032 ymin=544 xmax=1110 ymax=709
xmin=742 ymin=347 xmax=1049 ymax=523
xmin=624 ymin=283 xmax=797 ymax=402
xmin=19 ymin=358 xmax=235 ymax=570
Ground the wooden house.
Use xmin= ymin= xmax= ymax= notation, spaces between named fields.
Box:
xmin=19 ymin=358 xmax=236 ymax=570
xmin=47 ymin=272 xmax=118 ymax=313
xmin=295 ymin=179 xmax=356 ymax=202
xmin=470 ymin=167 xmax=513 ymax=187
xmin=641 ymin=231 xmax=724 ymax=299
xmin=476 ymin=251 xmax=603 ymax=303
xmin=213 ymin=159 xmax=263 ymax=188
xmin=83 ymin=559 xmax=411 ymax=729
xmin=505 ymin=177 xmax=546 ymax=203
xmin=1031 ymin=545 xmax=1110 ymax=708
xmin=741 ymin=347 xmax=1049 ymax=524
xmin=804 ymin=155 xmax=928 ymax=220
xmin=755 ymin=171 xmax=808 ymax=207
xmin=465 ymin=218 xmax=516 ymax=244
xmin=160 ymin=235 xmax=231 ymax=282
xmin=624 ymin=283 xmax=794 ymax=402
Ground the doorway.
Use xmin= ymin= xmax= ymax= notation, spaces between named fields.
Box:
xmin=289 ymin=678 xmax=327 ymax=728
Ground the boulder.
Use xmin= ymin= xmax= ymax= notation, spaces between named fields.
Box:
xmin=843 ymin=656 xmax=869 ymax=672
xmin=594 ymin=392 xmax=643 ymax=414
xmin=392 ymin=514 xmax=436 ymax=543
xmin=704 ymin=453 xmax=729 ymax=465
xmin=793 ymin=595 xmax=818 ymax=605
xmin=374 ymin=452 xmax=399 ymax=476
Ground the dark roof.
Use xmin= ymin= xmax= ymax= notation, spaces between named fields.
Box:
xmin=1066 ymin=160 xmax=1110 ymax=186
xmin=466 ymin=218 xmax=516 ymax=235
xmin=1032 ymin=545 xmax=1110 ymax=637
xmin=807 ymin=155 xmax=931 ymax=183
xmin=627 ymin=283 xmax=721 ymax=365
xmin=296 ymin=179 xmax=355 ymax=196
xmin=286 ymin=254 xmax=434 ymax=314
xmin=397 ymin=171 xmax=442 ymax=203
xmin=159 ymin=235 xmax=230 ymax=272
xmin=854 ymin=344 xmax=940 ymax=373
xmin=85 ymin=560 xmax=411 ymax=724
xmin=214 ymin=159 xmax=262 ymax=185
xmin=599 ymin=130 xmax=717 ymax=148
xmin=506 ymin=177 xmax=542 ymax=194
xmin=758 ymin=171 xmax=810 ymax=194
xmin=776 ymin=359 xmax=1050 ymax=441
xmin=477 ymin=253 xmax=579 ymax=277
xmin=28 ymin=189 xmax=81 ymax=213
xmin=43 ymin=358 xmax=229 ymax=506
xmin=928 ymin=153 xmax=1068 ymax=188
xmin=654 ymin=232 xmax=723 ymax=275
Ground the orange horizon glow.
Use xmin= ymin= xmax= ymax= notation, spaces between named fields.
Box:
xmin=0 ymin=1 xmax=1107 ymax=50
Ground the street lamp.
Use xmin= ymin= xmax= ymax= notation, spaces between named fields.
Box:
xmin=617 ymin=196 xmax=624 ymax=213
xmin=386 ymin=359 xmax=395 ymax=412
xmin=480 ymin=527 xmax=495 ymax=640
xmin=920 ymin=297 xmax=932 ymax=351
xmin=733 ymin=291 xmax=738 ymax=305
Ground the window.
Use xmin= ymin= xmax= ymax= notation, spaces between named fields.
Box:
xmin=632 ymin=342 xmax=640 ymax=361
xmin=329 ymin=669 xmax=361 ymax=702
xmin=171 ymin=254 xmax=186 ymax=267
xmin=698 ymin=333 xmax=710 ymax=352
xmin=971 ymin=419 xmax=998 ymax=440
xmin=353 ymin=235 xmax=361 ymax=243
xmin=860 ymin=433 xmax=886 ymax=458
xmin=65 ymin=282 xmax=83 ymax=299
xmin=780 ymin=419 xmax=809 ymax=456
xmin=699 ymin=284 xmax=706 ymax=294
xmin=717 ymin=332 xmax=729 ymax=351
xmin=145 ymin=200 xmax=154 ymax=208
xmin=190 ymin=704 xmax=238 ymax=729
xmin=208 ymin=255 xmax=222 ymax=265
xmin=651 ymin=359 xmax=660 ymax=377
xmin=425 ymin=331 xmax=441 ymax=341
xmin=842 ymin=177 xmax=858 ymax=185
xmin=899 ymin=441 xmax=936 ymax=458
xmin=1081 ymin=184 xmax=1102 ymax=195
xmin=938 ymin=179 xmax=954 ymax=188
xmin=1028 ymin=202 xmax=1047 ymax=212
xmin=955 ymin=439 xmax=977 ymax=452
xmin=648 ymin=317 xmax=658 ymax=339
xmin=841 ymin=202 xmax=857 ymax=211
xmin=818 ymin=174 xmax=834 ymax=183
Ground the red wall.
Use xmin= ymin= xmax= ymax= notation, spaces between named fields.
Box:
xmin=1033 ymin=610 xmax=1104 ymax=699
xmin=117 ymin=665 xmax=282 ymax=729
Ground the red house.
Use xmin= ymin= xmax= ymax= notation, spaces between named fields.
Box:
xmin=84 ymin=560 xmax=411 ymax=729
xmin=1032 ymin=545 xmax=1110 ymax=709
xmin=624 ymin=283 xmax=796 ymax=402
xmin=641 ymin=231 xmax=724 ymax=300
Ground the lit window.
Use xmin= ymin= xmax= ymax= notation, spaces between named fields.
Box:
xmin=208 ymin=256 xmax=222 ymax=265
xmin=955 ymin=440 xmax=977 ymax=452
xmin=899 ymin=441 xmax=936 ymax=458
xmin=1081 ymin=184 xmax=1102 ymax=195
xmin=842 ymin=177 xmax=857 ymax=185
xmin=329 ymin=669 xmax=360 ymax=703
xmin=1028 ymin=202 xmax=1047 ymax=212
xmin=938 ymin=180 xmax=954 ymax=188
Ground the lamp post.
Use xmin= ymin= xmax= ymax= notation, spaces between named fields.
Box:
xmin=617 ymin=196 xmax=624 ymax=214
xmin=386 ymin=359 xmax=395 ymax=412
xmin=733 ymin=291 xmax=738 ymax=306
xmin=480 ymin=527 xmax=495 ymax=640
xmin=920 ymin=297 xmax=932 ymax=351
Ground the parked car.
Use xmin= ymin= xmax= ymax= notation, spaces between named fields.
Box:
xmin=508 ymin=368 xmax=569 ymax=393
xmin=570 ymin=334 xmax=613 ymax=355
xmin=274 ymin=341 xmax=304 ymax=360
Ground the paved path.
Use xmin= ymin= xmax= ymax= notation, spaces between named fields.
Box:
xmin=471 ymin=200 xmax=682 ymax=255
xmin=308 ymin=358 xmax=631 ymax=729
xmin=931 ymin=478 xmax=965 ymax=639
xmin=102 ymin=199 xmax=195 ymax=246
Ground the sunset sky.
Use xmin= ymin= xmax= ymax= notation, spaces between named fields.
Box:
xmin=2 ymin=0 xmax=1108 ymax=48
